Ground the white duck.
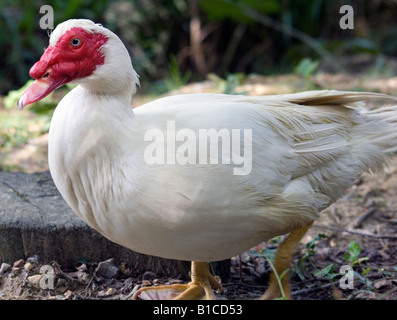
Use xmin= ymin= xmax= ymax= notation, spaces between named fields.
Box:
xmin=18 ymin=19 xmax=397 ymax=300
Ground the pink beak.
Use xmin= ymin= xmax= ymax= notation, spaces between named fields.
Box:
xmin=17 ymin=77 xmax=69 ymax=110
xmin=17 ymin=68 xmax=69 ymax=110
xmin=17 ymin=44 xmax=70 ymax=110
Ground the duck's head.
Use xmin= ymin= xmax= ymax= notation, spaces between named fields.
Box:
xmin=18 ymin=19 xmax=139 ymax=109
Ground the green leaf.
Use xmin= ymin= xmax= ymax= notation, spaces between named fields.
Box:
xmin=294 ymin=57 xmax=320 ymax=78
xmin=295 ymin=258 xmax=307 ymax=281
xmin=349 ymin=241 xmax=361 ymax=257
xmin=313 ymin=263 xmax=335 ymax=278
xmin=344 ymin=241 xmax=361 ymax=263
xmin=223 ymin=74 xmax=245 ymax=94
xmin=305 ymin=233 xmax=327 ymax=249
xmin=362 ymin=267 xmax=371 ymax=275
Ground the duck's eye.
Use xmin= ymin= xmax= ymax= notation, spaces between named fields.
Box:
xmin=71 ymin=38 xmax=81 ymax=47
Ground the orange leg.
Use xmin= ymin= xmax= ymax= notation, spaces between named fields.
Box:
xmin=132 ymin=261 xmax=222 ymax=300
xmin=261 ymin=222 xmax=313 ymax=300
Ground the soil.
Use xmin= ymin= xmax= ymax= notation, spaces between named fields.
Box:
xmin=0 ymin=73 xmax=396 ymax=300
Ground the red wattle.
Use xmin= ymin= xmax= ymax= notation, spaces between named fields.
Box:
xmin=29 ymin=27 xmax=108 ymax=82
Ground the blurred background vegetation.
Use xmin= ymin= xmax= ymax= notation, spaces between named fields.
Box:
xmin=1 ymin=0 xmax=397 ymax=171
xmin=1 ymin=0 xmax=397 ymax=95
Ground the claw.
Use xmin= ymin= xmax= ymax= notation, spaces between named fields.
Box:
xmin=132 ymin=262 xmax=222 ymax=300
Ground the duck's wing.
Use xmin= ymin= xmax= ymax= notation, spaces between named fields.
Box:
xmin=268 ymin=89 xmax=396 ymax=105
xmin=261 ymin=90 xmax=397 ymax=205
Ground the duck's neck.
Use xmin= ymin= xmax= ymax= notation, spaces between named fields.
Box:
xmin=74 ymin=84 xmax=135 ymax=126
xmin=49 ymin=84 xmax=137 ymax=170
xmin=48 ymin=84 xmax=139 ymax=222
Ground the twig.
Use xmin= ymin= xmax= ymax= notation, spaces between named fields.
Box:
xmin=84 ymin=268 xmax=98 ymax=292
xmin=222 ymin=282 xmax=266 ymax=289
xmin=376 ymin=287 xmax=397 ymax=300
xmin=313 ymin=225 xmax=397 ymax=239
xmin=291 ymin=283 xmax=333 ymax=297
xmin=220 ymin=24 xmax=247 ymax=73
xmin=189 ymin=0 xmax=206 ymax=75
xmin=352 ymin=207 xmax=377 ymax=228
xmin=51 ymin=261 xmax=83 ymax=284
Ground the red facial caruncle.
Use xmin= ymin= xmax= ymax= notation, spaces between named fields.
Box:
xmin=17 ymin=27 xmax=108 ymax=109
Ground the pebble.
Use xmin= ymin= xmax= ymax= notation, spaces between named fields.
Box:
xmin=142 ymin=271 xmax=156 ymax=280
xmin=0 ymin=263 xmax=11 ymax=274
xmin=13 ymin=259 xmax=25 ymax=268
xmin=141 ymin=280 xmax=151 ymax=286
xmin=56 ymin=281 xmax=68 ymax=294
xmin=57 ymin=278 xmax=67 ymax=287
xmin=78 ymin=271 xmax=89 ymax=283
xmin=26 ymin=255 xmax=39 ymax=264
xmin=24 ymin=262 xmax=34 ymax=271
xmin=27 ymin=274 xmax=43 ymax=288
xmin=64 ymin=290 xmax=74 ymax=299
xmin=96 ymin=258 xmax=120 ymax=279
xmin=127 ymin=284 xmax=141 ymax=299
xmin=98 ymin=287 xmax=115 ymax=297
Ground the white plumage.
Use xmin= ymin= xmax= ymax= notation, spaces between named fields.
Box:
xmin=49 ymin=87 xmax=397 ymax=262
xmin=19 ymin=19 xmax=397 ymax=299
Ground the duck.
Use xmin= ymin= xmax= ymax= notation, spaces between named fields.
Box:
xmin=18 ymin=19 xmax=397 ymax=300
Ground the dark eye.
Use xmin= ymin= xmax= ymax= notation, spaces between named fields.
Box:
xmin=70 ymin=38 xmax=81 ymax=47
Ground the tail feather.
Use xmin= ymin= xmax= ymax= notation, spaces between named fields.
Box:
xmin=279 ymin=90 xmax=397 ymax=106
xmin=280 ymin=90 xmax=397 ymax=158
xmin=362 ymin=105 xmax=397 ymax=154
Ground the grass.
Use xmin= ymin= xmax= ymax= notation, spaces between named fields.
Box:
xmin=262 ymin=253 xmax=289 ymax=300
xmin=0 ymin=108 xmax=51 ymax=171
xmin=248 ymin=234 xmax=397 ymax=300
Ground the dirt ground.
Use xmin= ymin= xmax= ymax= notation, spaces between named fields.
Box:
xmin=1 ymin=72 xmax=397 ymax=300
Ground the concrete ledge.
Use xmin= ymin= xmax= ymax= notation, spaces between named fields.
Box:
xmin=0 ymin=171 xmax=229 ymax=279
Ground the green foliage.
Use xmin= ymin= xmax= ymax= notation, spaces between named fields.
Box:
xmin=344 ymin=241 xmax=361 ymax=263
xmin=222 ymin=74 xmax=247 ymax=95
xmin=105 ymin=0 xmax=191 ymax=91
xmin=263 ymin=253 xmax=289 ymax=300
xmin=344 ymin=240 xmax=369 ymax=265
xmin=0 ymin=113 xmax=31 ymax=150
xmin=147 ymin=56 xmax=191 ymax=95
xmin=0 ymin=0 xmax=112 ymax=94
xmin=3 ymin=80 xmax=34 ymax=110
xmin=207 ymin=73 xmax=247 ymax=95
xmin=294 ymin=58 xmax=319 ymax=79
xmin=2 ymin=0 xmax=397 ymax=96
xmin=313 ymin=263 xmax=336 ymax=279
xmin=200 ymin=0 xmax=281 ymax=23
xmin=0 ymin=108 xmax=51 ymax=168
xmin=295 ymin=233 xmax=327 ymax=280
xmin=1 ymin=79 xmax=72 ymax=170
xmin=164 ymin=55 xmax=191 ymax=91
xmin=294 ymin=57 xmax=320 ymax=90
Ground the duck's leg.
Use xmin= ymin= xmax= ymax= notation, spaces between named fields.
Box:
xmin=132 ymin=261 xmax=222 ymax=300
xmin=261 ymin=221 xmax=313 ymax=300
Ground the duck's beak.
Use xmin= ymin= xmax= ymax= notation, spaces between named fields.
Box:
xmin=17 ymin=43 xmax=70 ymax=111
xmin=17 ymin=69 xmax=69 ymax=110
